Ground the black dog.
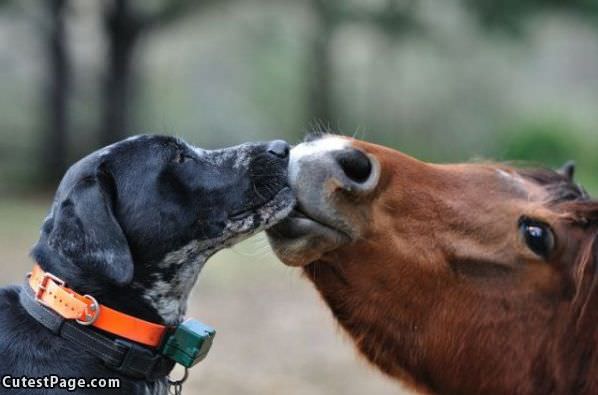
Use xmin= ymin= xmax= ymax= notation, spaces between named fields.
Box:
xmin=0 ymin=135 xmax=294 ymax=394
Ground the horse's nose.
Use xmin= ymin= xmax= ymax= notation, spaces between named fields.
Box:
xmin=334 ymin=149 xmax=372 ymax=184
xmin=267 ymin=140 xmax=290 ymax=159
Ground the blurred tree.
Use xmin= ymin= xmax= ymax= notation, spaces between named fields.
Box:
xmin=99 ymin=0 xmax=223 ymax=146
xmin=43 ymin=0 xmax=71 ymax=185
xmin=306 ymin=0 xmax=418 ymax=124
xmin=464 ymin=0 xmax=598 ymax=33
xmin=308 ymin=0 xmax=334 ymax=125
xmin=305 ymin=0 xmax=598 ymax=131
xmin=100 ymin=0 xmax=139 ymax=147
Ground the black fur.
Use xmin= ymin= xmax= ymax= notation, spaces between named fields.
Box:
xmin=0 ymin=135 xmax=294 ymax=394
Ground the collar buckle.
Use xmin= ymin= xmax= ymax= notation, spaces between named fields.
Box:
xmin=29 ymin=271 xmax=65 ymax=307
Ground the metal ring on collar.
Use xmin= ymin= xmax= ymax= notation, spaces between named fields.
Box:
xmin=76 ymin=294 xmax=100 ymax=326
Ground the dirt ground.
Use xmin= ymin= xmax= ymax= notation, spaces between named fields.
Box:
xmin=0 ymin=197 xmax=411 ymax=395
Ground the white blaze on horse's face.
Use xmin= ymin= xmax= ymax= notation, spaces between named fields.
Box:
xmin=288 ymin=135 xmax=350 ymax=182
xmin=268 ymin=135 xmax=381 ymax=266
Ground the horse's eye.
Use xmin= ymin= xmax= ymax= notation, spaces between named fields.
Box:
xmin=519 ymin=217 xmax=555 ymax=259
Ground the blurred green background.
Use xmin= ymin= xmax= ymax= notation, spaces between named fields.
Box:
xmin=0 ymin=1 xmax=597 ymax=394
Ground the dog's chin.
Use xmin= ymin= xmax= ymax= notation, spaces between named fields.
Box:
xmin=203 ymin=187 xmax=296 ymax=256
xmin=266 ymin=209 xmax=351 ymax=267
xmin=237 ymin=186 xmax=297 ymax=233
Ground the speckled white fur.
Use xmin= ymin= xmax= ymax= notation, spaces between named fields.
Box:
xmin=188 ymin=142 xmax=253 ymax=169
xmin=136 ymin=188 xmax=294 ymax=324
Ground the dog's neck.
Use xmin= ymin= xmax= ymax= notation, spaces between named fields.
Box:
xmin=132 ymin=240 xmax=209 ymax=325
xmin=32 ymin=239 xmax=209 ymax=327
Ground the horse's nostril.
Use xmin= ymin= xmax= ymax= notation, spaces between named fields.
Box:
xmin=267 ymin=140 xmax=290 ymax=159
xmin=335 ymin=149 xmax=372 ymax=184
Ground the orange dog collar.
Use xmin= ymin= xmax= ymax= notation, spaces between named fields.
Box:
xmin=28 ymin=264 xmax=167 ymax=348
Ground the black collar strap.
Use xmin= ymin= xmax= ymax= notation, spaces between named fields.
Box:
xmin=19 ymin=282 xmax=174 ymax=381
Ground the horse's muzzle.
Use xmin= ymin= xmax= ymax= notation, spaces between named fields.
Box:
xmin=267 ymin=135 xmax=379 ymax=266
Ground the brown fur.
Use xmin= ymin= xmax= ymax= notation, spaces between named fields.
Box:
xmin=300 ymin=139 xmax=598 ymax=395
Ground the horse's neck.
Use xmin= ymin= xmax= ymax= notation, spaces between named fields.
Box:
xmin=303 ymin=256 xmax=443 ymax=393
xmin=305 ymin=254 xmax=598 ymax=395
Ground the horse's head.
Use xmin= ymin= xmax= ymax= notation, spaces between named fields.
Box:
xmin=267 ymin=134 xmax=598 ymax=394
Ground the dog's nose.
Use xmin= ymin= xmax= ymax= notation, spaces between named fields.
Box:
xmin=334 ymin=149 xmax=372 ymax=183
xmin=267 ymin=140 xmax=290 ymax=159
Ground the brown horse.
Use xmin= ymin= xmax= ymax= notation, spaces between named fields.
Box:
xmin=267 ymin=133 xmax=598 ymax=395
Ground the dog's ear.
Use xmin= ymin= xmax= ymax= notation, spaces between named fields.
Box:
xmin=45 ymin=166 xmax=134 ymax=285
xmin=558 ymin=160 xmax=575 ymax=181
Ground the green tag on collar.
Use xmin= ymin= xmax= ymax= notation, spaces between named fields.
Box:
xmin=160 ymin=319 xmax=216 ymax=368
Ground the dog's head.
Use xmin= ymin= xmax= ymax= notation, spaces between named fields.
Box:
xmin=32 ymin=135 xmax=295 ymax=323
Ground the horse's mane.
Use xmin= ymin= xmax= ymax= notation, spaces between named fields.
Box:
xmin=519 ymin=167 xmax=590 ymax=203
xmin=560 ymin=200 xmax=598 ymax=325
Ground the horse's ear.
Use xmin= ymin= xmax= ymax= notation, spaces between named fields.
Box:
xmin=558 ymin=160 xmax=575 ymax=181
xmin=43 ymin=168 xmax=134 ymax=286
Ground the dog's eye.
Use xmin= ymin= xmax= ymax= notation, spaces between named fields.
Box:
xmin=518 ymin=217 xmax=555 ymax=259
xmin=173 ymin=152 xmax=193 ymax=164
